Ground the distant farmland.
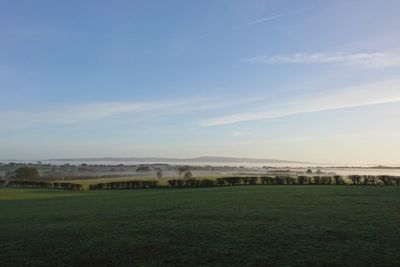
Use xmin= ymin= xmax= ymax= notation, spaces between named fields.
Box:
xmin=1 ymin=186 xmax=399 ymax=266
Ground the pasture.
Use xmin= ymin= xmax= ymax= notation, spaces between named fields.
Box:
xmin=1 ymin=186 xmax=400 ymax=266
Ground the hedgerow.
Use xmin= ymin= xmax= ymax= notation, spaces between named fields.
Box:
xmin=3 ymin=175 xmax=400 ymax=191
xmin=7 ymin=180 xmax=82 ymax=190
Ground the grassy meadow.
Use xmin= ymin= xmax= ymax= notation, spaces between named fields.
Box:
xmin=1 ymin=186 xmax=400 ymax=266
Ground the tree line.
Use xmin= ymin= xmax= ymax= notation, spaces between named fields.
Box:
xmin=5 ymin=180 xmax=83 ymax=190
xmin=89 ymin=180 xmax=158 ymax=190
xmin=86 ymin=175 xmax=400 ymax=190
xmin=1 ymin=175 xmax=399 ymax=191
xmin=167 ymin=175 xmax=400 ymax=187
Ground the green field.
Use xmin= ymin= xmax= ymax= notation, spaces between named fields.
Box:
xmin=1 ymin=186 xmax=400 ymax=266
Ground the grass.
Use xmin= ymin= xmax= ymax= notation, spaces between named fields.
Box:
xmin=0 ymin=186 xmax=399 ymax=266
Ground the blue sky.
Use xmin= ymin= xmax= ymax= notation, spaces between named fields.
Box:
xmin=1 ymin=0 xmax=400 ymax=164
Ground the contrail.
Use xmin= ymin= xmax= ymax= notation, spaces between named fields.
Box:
xmin=201 ymin=7 xmax=310 ymax=38
xmin=246 ymin=8 xmax=309 ymax=26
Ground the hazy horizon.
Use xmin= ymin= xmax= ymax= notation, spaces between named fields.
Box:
xmin=1 ymin=155 xmax=399 ymax=168
xmin=1 ymin=1 xmax=399 ymax=165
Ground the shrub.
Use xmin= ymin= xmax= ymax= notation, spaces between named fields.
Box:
xmin=141 ymin=181 xmax=158 ymax=188
xmin=241 ymin=177 xmax=250 ymax=185
xmin=8 ymin=181 xmax=81 ymax=190
xmin=224 ymin=177 xmax=242 ymax=186
xmin=378 ymin=176 xmax=393 ymax=186
xmin=126 ymin=181 xmax=133 ymax=188
xmin=185 ymin=178 xmax=198 ymax=187
xmin=275 ymin=176 xmax=284 ymax=185
xmin=89 ymin=180 xmax=158 ymax=190
xmin=260 ymin=176 xmax=274 ymax=185
xmin=312 ymin=176 xmax=321 ymax=185
xmin=297 ymin=176 xmax=307 ymax=185
xmin=321 ymin=176 xmax=332 ymax=185
xmin=334 ymin=176 xmax=343 ymax=185
xmin=168 ymin=179 xmax=177 ymax=187
xmin=248 ymin=177 xmax=259 ymax=185
xmin=349 ymin=175 xmax=362 ymax=185
xmin=129 ymin=181 xmax=143 ymax=188
xmin=107 ymin=182 xmax=117 ymax=189
xmin=285 ymin=176 xmax=296 ymax=185
xmin=177 ymin=179 xmax=185 ymax=187
xmin=369 ymin=176 xmax=376 ymax=185
xmin=59 ymin=182 xmax=83 ymax=190
xmin=200 ymin=179 xmax=215 ymax=187
xmin=8 ymin=180 xmax=52 ymax=188
xmin=240 ymin=177 xmax=258 ymax=185
xmin=216 ymin=178 xmax=226 ymax=186
xmin=90 ymin=183 xmax=100 ymax=189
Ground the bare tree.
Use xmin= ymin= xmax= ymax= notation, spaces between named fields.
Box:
xmin=178 ymin=166 xmax=191 ymax=178
xmin=183 ymin=170 xmax=193 ymax=179
xmin=15 ymin=167 xmax=40 ymax=180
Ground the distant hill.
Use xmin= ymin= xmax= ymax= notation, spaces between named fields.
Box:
xmin=46 ymin=156 xmax=309 ymax=165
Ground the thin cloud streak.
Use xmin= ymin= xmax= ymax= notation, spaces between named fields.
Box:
xmin=199 ymin=80 xmax=400 ymax=127
xmin=0 ymin=101 xmax=174 ymax=131
xmin=0 ymin=97 xmax=262 ymax=131
xmin=201 ymin=7 xmax=309 ymax=38
xmin=245 ymin=52 xmax=400 ymax=68
xmin=246 ymin=8 xmax=309 ymax=25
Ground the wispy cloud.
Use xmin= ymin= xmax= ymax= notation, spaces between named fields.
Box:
xmin=199 ymin=80 xmax=400 ymax=127
xmin=246 ymin=8 xmax=309 ymax=26
xmin=0 ymin=101 xmax=173 ymax=131
xmin=245 ymin=52 xmax=400 ymax=68
xmin=0 ymin=97 xmax=261 ymax=131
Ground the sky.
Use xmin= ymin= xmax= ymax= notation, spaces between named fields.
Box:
xmin=1 ymin=0 xmax=400 ymax=165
